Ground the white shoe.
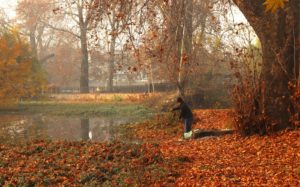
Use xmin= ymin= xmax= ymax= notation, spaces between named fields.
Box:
xmin=184 ymin=131 xmax=193 ymax=139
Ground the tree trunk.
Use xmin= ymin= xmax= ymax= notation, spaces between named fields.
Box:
xmin=78 ymin=2 xmax=89 ymax=94
xmin=149 ymin=62 xmax=155 ymax=93
xmin=29 ymin=28 xmax=38 ymax=59
xmin=177 ymin=0 xmax=193 ymax=97
xmin=177 ymin=24 xmax=185 ymax=95
xmin=80 ymin=29 xmax=89 ymax=93
xmin=233 ymin=0 xmax=300 ymax=131
xmin=107 ymin=35 xmax=116 ymax=92
xmin=175 ymin=1 xmax=185 ymax=96
xmin=182 ymin=0 xmax=193 ymax=94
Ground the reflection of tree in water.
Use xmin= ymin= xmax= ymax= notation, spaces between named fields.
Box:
xmin=80 ymin=118 xmax=90 ymax=141
xmin=0 ymin=115 xmax=48 ymax=143
xmin=107 ymin=119 xmax=114 ymax=141
xmin=31 ymin=115 xmax=46 ymax=140
xmin=0 ymin=115 xmax=134 ymax=143
xmin=89 ymin=118 xmax=115 ymax=141
xmin=102 ymin=118 xmax=129 ymax=141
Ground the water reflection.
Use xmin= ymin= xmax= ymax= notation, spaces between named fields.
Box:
xmin=80 ymin=118 xmax=89 ymax=141
xmin=0 ymin=115 xmax=135 ymax=143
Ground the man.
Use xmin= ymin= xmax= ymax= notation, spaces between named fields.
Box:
xmin=172 ymin=97 xmax=193 ymax=139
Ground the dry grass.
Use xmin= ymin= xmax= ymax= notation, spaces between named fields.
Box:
xmin=49 ymin=93 xmax=163 ymax=103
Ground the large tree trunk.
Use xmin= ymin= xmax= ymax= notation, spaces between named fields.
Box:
xmin=233 ymin=0 xmax=300 ymax=131
xmin=182 ymin=0 xmax=193 ymax=95
xmin=78 ymin=3 xmax=89 ymax=94
xmin=80 ymin=29 xmax=89 ymax=93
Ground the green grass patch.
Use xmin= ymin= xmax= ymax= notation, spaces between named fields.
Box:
xmin=0 ymin=101 xmax=154 ymax=118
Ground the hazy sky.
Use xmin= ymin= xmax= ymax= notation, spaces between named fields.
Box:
xmin=0 ymin=0 xmax=247 ymax=22
xmin=0 ymin=0 xmax=17 ymax=18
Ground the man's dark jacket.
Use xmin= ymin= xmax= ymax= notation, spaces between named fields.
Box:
xmin=173 ymin=102 xmax=193 ymax=119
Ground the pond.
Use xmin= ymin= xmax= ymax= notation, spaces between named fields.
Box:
xmin=0 ymin=114 xmax=144 ymax=144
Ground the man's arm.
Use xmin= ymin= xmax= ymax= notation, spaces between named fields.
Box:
xmin=172 ymin=105 xmax=183 ymax=119
xmin=172 ymin=106 xmax=180 ymax=111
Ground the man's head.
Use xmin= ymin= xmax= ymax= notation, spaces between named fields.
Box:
xmin=177 ymin=97 xmax=183 ymax=103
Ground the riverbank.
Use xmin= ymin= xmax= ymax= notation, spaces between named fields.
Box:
xmin=0 ymin=101 xmax=153 ymax=118
xmin=1 ymin=109 xmax=299 ymax=186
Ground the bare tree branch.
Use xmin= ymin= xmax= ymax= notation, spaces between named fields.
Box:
xmin=40 ymin=53 xmax=55 ymax=63
xmin=41 ymin=21 xmax=80 ymax=38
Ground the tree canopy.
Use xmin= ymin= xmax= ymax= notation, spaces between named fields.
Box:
xmin=0 ymin=30 xmax=46 ymax=106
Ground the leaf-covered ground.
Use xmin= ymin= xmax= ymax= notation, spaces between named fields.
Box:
xmin=0 ymin=109 xmax=299 ymax=186
xmin=0 ymin=141 xmax=172 ymax=186
xmin=132 ymin=109 xmax=300 ymax=186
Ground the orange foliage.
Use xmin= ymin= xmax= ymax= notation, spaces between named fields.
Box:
xmin=264 ymin=0 xmax=287 ymax=12
xmin=0 ymin=31 xmax=46 ymax=106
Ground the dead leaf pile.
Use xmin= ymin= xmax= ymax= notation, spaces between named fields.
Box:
xmin=0 ymin=109 xmax=299 ymax=186
xmin=133 ymin=109 xmax=300 ymax=186
xmin=0 ymin=141 xmax=172 ymax=186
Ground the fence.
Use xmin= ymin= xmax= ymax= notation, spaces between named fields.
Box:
xmin=46 ymin=83 xmax=176 ymax=94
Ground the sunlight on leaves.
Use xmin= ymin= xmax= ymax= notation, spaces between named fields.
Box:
xmin=264 ymin=0 xmax=287 ymax=13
